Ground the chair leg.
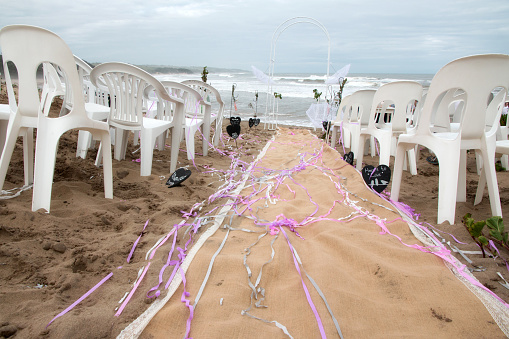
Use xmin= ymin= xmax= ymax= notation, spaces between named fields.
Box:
xmin=390 ymin=142 xmax=409 ymax=201
xmin=95 ymin=142 xmax=103 ymax=168
xmin=474 ymin=167 xmax=486 ymax=206
xmin=406 ymin=148 xmax=418 ymax=176
xmin=213 ymin=119 xmax=223 ymax=147
xmin=23 ymin=128 xmax=34 ymax=186
xmin=378 ymin=136 xmax=391 ymax=167
xmin=76 ymin=130 xmax=92 ymax=159
xmin=155 ymin=133 xmax=166 ymax=151
xmin=390 ymin=136 xmax=397 ymax=157
xmin=330 ymin=126 xmax=337 ymax=148
xmin=185 ymin=125 xmax=197 ymax=161
xmin=170 ymin=127 xmax=180 ymax=174
xmin=476 ymin=152 xmax=483 ymax=175
xmin=114 ymin=129 xmax=129 ymax=161
xmin=436 ymin=150 xmax=460 ymax=224
xmin=0 ymin=120 xmax=8 ymax=157
xmin=342 ymin=128 xmax=351 ymax=148
xmin=98 ymin=131 xmax=113 ymax=199
xmin=355 ymin=135 xmax=367 ymax=170
xmin=349 ymin=125 xmax=360 ymax=159
xmin=481 ymin=148 xmax=502 ymax=217
xmin=133 ymin=130 xmax=140 ymax=146
xmin=31 ymin=129 xmax=60 ymax=212
xmin=0 ymin=119 xmax=24 ymax=190
xmin=456 ymin=150 xmax=467 ymax=202
xmin=113 ymin=127 xmax=122 ymax=161
xmin=363 ymin=141 xmax=370 ymax=155
xmin=502 ymin=154 xmax=509 ymax=171
xmin=202 ymin=122 xmax=210 ymax=157
xmin=140 ymin=131 xmax=156 ymax=177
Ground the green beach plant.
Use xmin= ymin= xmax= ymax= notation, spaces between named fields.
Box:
xmin=201 ymin=66 xmax=209 ymax=83
xmin=337 ymin=77 xmax=347 ymax=107
xmin=313 ymin=89 xmax=322 ymax=102
xmin=462 ymin=213 xmax=509 ymax=257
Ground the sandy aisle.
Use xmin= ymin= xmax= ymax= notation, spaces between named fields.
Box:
xmin=137 ymin=129 xmax=508 ymax=338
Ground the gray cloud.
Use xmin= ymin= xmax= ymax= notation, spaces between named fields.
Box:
xmin=1 ymin=0 xmax=508 ymax=74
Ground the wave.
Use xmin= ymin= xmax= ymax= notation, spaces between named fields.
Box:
xmin=154 ymin=70 xmax=433 ymax=127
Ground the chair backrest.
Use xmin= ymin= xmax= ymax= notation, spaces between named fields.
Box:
xmin=409 ymin=91 xmax=427 ymax=128
xmin=349 ymin=89 xmax=376 ymax=126
xmin=430 ymin=88 xmax=466 ymax=131
xmin=335 ymin=94 xmax=351 ymax=124
xmin=74 ymin=55 xmax=93 ymax=104
xmin=0 ymin=25 xmax=86 ymax=120
xmin=485 ymin=90 xmax=507 ymax=134
xmin=74 ymin=55 xmax=110 ymax=106
xmin=158 ymin=81 xmax=204 ymax=122
xmin=417 ymin=54 xmax=509 ymax=141
xmin=90 ymin=62 xmax=183 ymax=129
xmin=74 ymin=55 xmax=93 ymax=76
xmin=40 ymin=62 xmax=67 ymax=115
xmin=367 ymin=81 xmax=423 ymax=132
xmin=181 ymin=80 xmax=224 ymax=121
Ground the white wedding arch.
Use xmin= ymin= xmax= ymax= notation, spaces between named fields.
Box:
xmin=265 ymin=17 xmax=332 ymax=129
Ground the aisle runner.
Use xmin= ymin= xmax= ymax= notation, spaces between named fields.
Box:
xmin=125 ymin=129 xmax=508 ymax=338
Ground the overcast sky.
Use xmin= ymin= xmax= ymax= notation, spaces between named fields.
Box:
xmin=1 ymin=0 xmax=508 ymax=74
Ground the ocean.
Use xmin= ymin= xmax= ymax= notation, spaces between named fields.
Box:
xmin=155 ymin=71 xmax=434 ymax=128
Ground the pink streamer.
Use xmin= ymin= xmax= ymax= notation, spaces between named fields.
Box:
xmin=181 ymin=266 xmax=194 ymax=339
xmin=280 ymin=227 xmax=327 ymax=339
xmin=115 ymin=263 xmax=151 ymax=317
xmin=127 ymin=219 xmax=149 ymax=263
xmin=46 ymin=272 xmax=113 ymax=328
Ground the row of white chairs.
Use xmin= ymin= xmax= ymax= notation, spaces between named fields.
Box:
xmin=330 ymin=54 xmax=509 ymax=224
xmin=0 ymin=24 xmax=224 ymax=212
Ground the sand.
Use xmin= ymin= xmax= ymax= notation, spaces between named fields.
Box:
xmin=1 ymin=85 xmax=509 ymax=338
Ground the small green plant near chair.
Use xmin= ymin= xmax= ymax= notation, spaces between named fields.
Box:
xmin=462 ymin=213 xmax=509 ymax=258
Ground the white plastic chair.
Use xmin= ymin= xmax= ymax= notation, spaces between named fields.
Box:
xmin=73 ymin=56 xmax=111 ymax=159
xmin=90 ymin=62 xmax=185 ymax=176
xmin=391 ymin=54 xmax=509 ymax=224
xmin=0 ymin=24 xmax=113 ymax=212
xmin=330 ymin=94 xmax=351 ymax=149
xmin=38 ymin=57 xmax=111 ymax=159
xmin=341 ymin=90 xmax=376 ymax=160
xmin=181 ymin=80 xmax=225 ymax=149
xmin=155 ymin=81 xmax=210 ymax=161
xmin=473 ymin=90 xmax=507 ymax=204
xmin=355 ymin=81 xmax=422 ymax=172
